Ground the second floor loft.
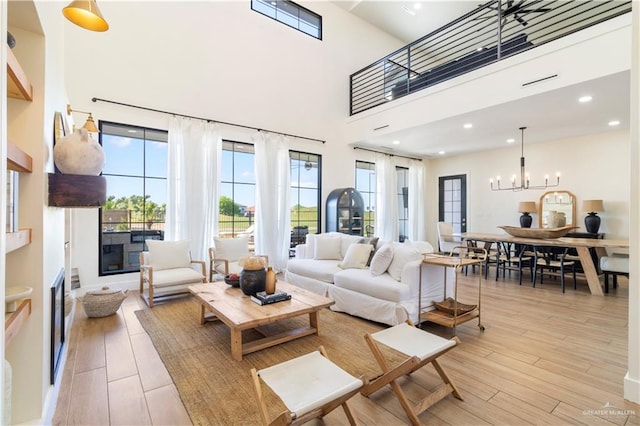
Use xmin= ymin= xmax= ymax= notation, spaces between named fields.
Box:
xmin=350 ymin=0 xmax=631 ymax=116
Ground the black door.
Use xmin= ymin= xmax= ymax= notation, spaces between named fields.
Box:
xmin=438 ymin=174 xmax=467 ymax=234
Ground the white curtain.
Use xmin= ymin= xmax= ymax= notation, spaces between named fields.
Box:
xmin=253 ymin=131 xmax=291 ymax=271
xmin=166 ymin=116 xmax=221 ymax=261
xmin=375 ymin=154 xmax=398 ymax=242
xmin=408 ymin=160 xmax=427 ymax=241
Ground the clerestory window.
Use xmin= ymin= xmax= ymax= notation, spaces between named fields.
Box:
xmin=251 ymin=0 xmax=322 ymax=40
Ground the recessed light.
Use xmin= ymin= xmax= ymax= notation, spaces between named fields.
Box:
xmin=578 ymin=95 xmax=592 ymax=103
xmin=609 ymin=120 xmax=620 ymax=126
xmin=463 ymin=123 xmax=473 ymax=129
xmin=476 ymin=47 xmax=484 ymax=52
xmin=127 ymin=129 xmax=137 ymax=133
xmin=392 ymin=140 xmax=400 ymax=145
xmin=506 ymin=138 xmax=515 ymax=143
xmin=413 ymin=3 xmax=422 ymax=10
xmin=438 ymin=151 xmax=445 ymax=155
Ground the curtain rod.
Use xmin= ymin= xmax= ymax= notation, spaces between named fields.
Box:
xmin=91 ymin=97 xmax=325 ymax=144
xmin=353 ymin=146 xmax=422 ymax=161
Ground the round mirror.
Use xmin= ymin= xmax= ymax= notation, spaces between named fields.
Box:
xmin=539 ymin=190 xmax=576 ymax=228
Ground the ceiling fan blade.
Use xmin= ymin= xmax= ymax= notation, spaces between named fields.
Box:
xmin=516 ymin=16 xmax=528 ymax=26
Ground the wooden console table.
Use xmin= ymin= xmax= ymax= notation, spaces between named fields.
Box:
xmin=419 ymin=253 xmax=485 ymax=335
xmin=462 ymin=232 xmax=629 ymax=296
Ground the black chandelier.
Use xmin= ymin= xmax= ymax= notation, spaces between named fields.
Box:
xmin=490 ymin=126 xmax=560 ymax=191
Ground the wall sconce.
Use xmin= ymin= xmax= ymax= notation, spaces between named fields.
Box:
xmin=67 ymin=104 xmax=99 ymax=133
xmin=517 ymin=201 xmax=537 ymax=228
xmin=62 ymin=0 xmax=109 ymax=32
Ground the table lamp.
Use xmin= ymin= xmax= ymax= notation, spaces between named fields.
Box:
xmin=582 ymin=200 xmax=604 ymax=234
xmin=517 ymin=201 xmax=537 ymax=228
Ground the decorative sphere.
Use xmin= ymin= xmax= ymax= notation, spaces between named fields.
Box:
xmin=54 ymin=128 xmax=105 ymax=175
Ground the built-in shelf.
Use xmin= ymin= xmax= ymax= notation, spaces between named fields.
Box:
xmin=7 ymin=229 xmax=32 ymax=253
xmin=5 ymin=299 xmax=31 ymax=346
xmin=48 ymin=173 xmax=107 ymax=207
xmin=7 ymin=141 xmax=33 ymax=173
xmin=7 ymin=46 xmax=33 ymax=101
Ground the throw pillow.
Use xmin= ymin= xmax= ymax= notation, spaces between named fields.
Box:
xmin=369 ymin=244 xmax=394 ymax=276
xmin=146 ymin=240 xmax=191 ymax=271
xmin=314 ymin=236 xmax=342 ymax=260
xmin=359 ymin=236 xmax=380 ymax=266
xmin=213 ymin=235 xmax=249 ymax=262
xmin=339 ymin=243 xmax=373 ymax=269
xmin=387 ymin=244 xmax=422 ymax=281
xmin=341 ymin=234 xmax=364 ymax=258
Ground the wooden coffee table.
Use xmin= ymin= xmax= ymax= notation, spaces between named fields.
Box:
xmin=189 ymin=281 xmax=334 ymax=361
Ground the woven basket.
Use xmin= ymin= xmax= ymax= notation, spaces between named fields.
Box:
xmin=81 ymin=286 xmax=128 ymax=318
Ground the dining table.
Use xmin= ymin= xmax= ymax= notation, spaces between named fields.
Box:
xmin=460 ymin=232 xmax=629 ymax=296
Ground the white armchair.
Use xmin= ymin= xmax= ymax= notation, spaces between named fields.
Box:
xmin=139 ymin=240 xmax=206 ymax=308
xmin=209 ymin=235 xmax=268 ymax=282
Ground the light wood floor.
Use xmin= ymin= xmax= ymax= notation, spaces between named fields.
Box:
xmin=52 ymin=269 xmax=639 ymax=425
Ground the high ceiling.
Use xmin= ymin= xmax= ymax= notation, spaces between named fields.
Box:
xmin=331 ymin=0 xmax=479 ymax=44
xmin=332 ymin=1 xmax=630 ymax=158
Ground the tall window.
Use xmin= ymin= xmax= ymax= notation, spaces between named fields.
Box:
xmin=220 ymin=141 xmax=256 ymax=237
xmin=251 ymin=0 xmax=322 ymax=39
xmin=355 ymin=161 xmax=376 ymax=236
xmin=396 ymin=167 xmax=409 ymax=242
xmin=290 ymin=151 xmax=321 ymax=244
xmin=99 ymin=122 xmax=168 ymax=276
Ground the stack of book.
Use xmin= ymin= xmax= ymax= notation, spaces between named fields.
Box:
xmin=251 ymin=290 xmax=292 ymax=305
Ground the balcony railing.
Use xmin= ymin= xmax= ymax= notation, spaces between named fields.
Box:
xmin=350 ymin=0 xmax=631 ymax=116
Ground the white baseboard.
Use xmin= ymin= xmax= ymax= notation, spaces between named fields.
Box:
xmin=624 ymin=371 xmax=640 ymax=404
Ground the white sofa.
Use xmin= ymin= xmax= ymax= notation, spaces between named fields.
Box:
xmin=285 ymin=232 xmax=454 ymax=326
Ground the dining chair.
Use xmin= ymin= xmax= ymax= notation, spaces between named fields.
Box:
xmin=532 ymin=246 xmax=576 ymax=292
xmin=436 ymin=222 xmax=461 ymax=255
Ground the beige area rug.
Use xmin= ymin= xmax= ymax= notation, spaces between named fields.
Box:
xmin=135 ymin=298 xmax=398 ymax=425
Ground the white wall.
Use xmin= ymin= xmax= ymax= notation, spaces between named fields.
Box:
xmin=426 ymin=130 xmax=630 ymax=248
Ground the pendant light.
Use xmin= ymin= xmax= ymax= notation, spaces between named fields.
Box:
xmin=63 ymin=0 xmax=109 ymax=32
xmin=490 ymin=127 xmax=560 ymax=191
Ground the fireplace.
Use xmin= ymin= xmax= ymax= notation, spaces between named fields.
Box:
xmin=50 ymin=268 xmax=65 ymax=384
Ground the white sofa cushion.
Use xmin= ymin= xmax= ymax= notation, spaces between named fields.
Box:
xmin=213 ymin=236 xmax=249 ymax=262
xmin=333 ymin=269 xmax=410 ymax=303
xmin=339 ymin=243 xmax=373 ymax=269
xmin=304 ymin=232 xmax=341 ymax=259
xmin=146 ymin=240 xmax=191 ymax=271
xmin=340 ymin=234 xmax=363 ymax=258
xmin=403 ymin=240 xmax=434 ymax=255
xmin=149 ymin=267 xmax=205 ymax=288
xmin=370 ymin=244 xmax=394 ymax=276
xmin=314 ymin=236 xmax=343 ymax=260
xmin=387 ymin=243 xmax=422 ymax=281
xmin=286 ymin=259 xmax=342 ymax=284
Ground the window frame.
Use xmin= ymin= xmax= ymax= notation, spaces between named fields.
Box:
xmin=396 ymin=166 xmax=409 ymax=242
xmin=98 ymin=121 xmax=168 ymax=277
xmin=251 ymin=0 xmax=323 ymax=40
xmin=290 ymin=150 xmax=322 ymax=238
xmin=220 ymin=140 xmax=256 ymax=237
xmin=355 ymin=160 xmax=376 ymax=236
